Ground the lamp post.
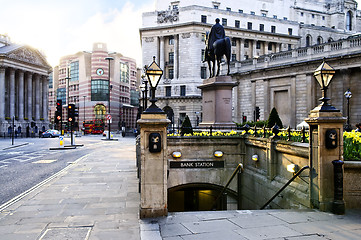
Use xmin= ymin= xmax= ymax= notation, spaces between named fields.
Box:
xmin=313 ymin=60 xmax=338 ymax=112
xmin=83 ymin=95 xmax=86 ymax=125
xmin=344 ymin=89 xmax=352 ymax=131
xmin=105 ymin=56 xmax=114 ymax=140
xmin=140 ymin=81 xmax=145 ymax=112
xmin=144 ymin=56 xmax=163 ymax=113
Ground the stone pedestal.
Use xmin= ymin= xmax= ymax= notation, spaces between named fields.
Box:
xmin=305 ymin=108 xmax=346 ymax=213
xmin=198 ymin=76 xmax=237 ymax=127
xmin=137 ymin=113 xmax=170 ymax=218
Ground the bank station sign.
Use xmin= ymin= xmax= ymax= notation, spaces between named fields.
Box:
xmin=170 ymin=161 xmax=224 ymax=169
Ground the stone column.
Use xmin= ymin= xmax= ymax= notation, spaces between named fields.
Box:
xmin=35 ymin=74 xmax=40 ymax=121
xmin=9 ymin=68 xmax=15 ymax=118
xmin=252 ymin=40 xmax=257 ymax=58
xmin=159 ymin=36 xmax=165 ymax=72
xmin=42 ymin=76 xmax=48 ymax=121
xmin=138 ymin=113 xmax=170 ymax=218
xmin=174 ymin=34 xmax=178 ymax=79
xmin=0 ymin=67 xmax=5 ymax=121
xmin=240 ymin=39 xmax=245 ymax=61
xmin=27 ymin=72 xmax=33 ymax=120
xmin=264 ymin=41 xmax=269 ymax=55
xmin=18 ymin=70 xmax=25 ymax=121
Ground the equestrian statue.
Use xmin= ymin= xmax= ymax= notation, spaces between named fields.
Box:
xmin=204 ymin=18 xmax=231 ymax=77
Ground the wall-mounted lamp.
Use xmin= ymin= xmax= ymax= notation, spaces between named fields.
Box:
xmin=214 ymin=151 xmax=223 ymax=158
xmin=252 ymin=154 xmax=258 ymax=162
xmin=172 ymin=151 xmax=182 ymax=158
xmin=287 ymin=164 xmax=299 ymax=173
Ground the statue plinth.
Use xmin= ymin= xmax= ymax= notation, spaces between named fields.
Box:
xmin=198 ymin=76 xmax=238 ymax=127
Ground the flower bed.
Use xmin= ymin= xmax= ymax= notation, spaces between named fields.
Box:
xmin=343 ymin=130 xmax=361 ymax=161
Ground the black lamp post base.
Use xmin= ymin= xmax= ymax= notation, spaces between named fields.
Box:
xmin=143 ymin=98 xmax=164 ymax=114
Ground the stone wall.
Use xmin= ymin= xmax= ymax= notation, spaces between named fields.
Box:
xmin=344 ymin=161 xmax=361 ymax=209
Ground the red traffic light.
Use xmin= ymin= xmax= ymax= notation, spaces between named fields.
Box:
xmin=68 ymin=117 xmax=73 ymax=122
xmin=57 ymin=116 xmax=61 ymax=120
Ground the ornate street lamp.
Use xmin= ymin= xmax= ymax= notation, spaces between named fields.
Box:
xmin=344 ymin=89 xmax=352 ymax=131
xmin=105 ymin=56 xmax=114 ymax=139
xmin=313 ymin=60 xmax=338 ymax=112
xmin=144 ymin=56 xmax=164 ymax=113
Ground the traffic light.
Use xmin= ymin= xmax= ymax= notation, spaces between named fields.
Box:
xmin=55 ymin=100 xmax=62 ymax=123
xmin=255 ymin=106 xmax=260 ymax=121
xmin=68 ymin=104 xmax=75 ymax=122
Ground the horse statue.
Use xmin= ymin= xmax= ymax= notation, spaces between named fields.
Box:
xmin=204 ymin=32 xmax=231 ymax=77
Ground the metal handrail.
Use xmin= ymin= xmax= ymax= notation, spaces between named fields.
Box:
xmin=212 ymin=163 xmax=244 ymax=210
xmin=260 ymin=165 xmax=310 ymax=210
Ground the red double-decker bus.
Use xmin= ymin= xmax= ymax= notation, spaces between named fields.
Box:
xmin=83 ymin=120 xmax=105 ymax=134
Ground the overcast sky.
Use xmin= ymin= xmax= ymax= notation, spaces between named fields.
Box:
xmin=1 ymin=0 xmax=361 ymax=68
xmin=0 ymin=0 xmax=155 ymax=67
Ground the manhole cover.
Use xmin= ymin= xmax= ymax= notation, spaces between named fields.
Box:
xmin=39 ymin=227 xmax=92 ymax=240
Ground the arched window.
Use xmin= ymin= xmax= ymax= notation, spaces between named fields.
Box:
xmin=346 ymin=11 xmax=352 ymax=31
xmin=317 ymin=36 xmax=323 ymax=45
xmin=306 ymin=35 xmax=311 ymax=47
xmin=94 ymin=104 xmax=106 ymax=120
xmin=328 ymin=37 xmax=333 ymax=43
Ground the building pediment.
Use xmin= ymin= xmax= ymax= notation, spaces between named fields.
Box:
xmin=6 ymin=46 xmax=51 ymax=69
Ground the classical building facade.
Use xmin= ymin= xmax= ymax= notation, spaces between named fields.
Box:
xmin=228 ymin=35 xmax=361 ymax=128
xmin=49 ymin=43 xmax=138 ymax=132
xmin=0 ymin=34 xmax=52 ymax=135
xmin=140 ymin=0 xmax=360 ymax=127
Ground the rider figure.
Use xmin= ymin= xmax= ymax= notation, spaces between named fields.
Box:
xmin=208 ymin=18 xmax=225 ymax=52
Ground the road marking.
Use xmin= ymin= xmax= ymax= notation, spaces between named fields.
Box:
xmin=32 ymin=160 xmax=57 ymax=164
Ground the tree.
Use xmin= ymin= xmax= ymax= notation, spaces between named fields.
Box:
xmin=267 ymin=107 xmax=283 ymax=129
xmin=180 ymin=115 xmax=193 ymax=136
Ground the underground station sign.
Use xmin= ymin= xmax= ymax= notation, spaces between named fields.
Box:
xmin=170 ymin=161 xmax=224 ymax=169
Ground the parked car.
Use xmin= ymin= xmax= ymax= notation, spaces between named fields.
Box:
xmin=42 ymin=129 xmax=61 ymax=138
xmin=102 ymin=130 xmax=113 ymax=137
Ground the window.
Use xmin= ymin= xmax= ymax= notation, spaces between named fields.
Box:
xmin=262 ymin=13 xmax=267 ymax=17
xmin=172 ymin=4 xmax=178 ymax=10
xmin=271 ymin=26 xmax=276 ymax=33
xmin=231 ymin=54 xmax=237 ymax=62
xmin=288 ymin=28 xmax=293 ymax=35
xmin=247 ymin=22 xmax=252 ymax=30
xmin=288 ymin=44 xmax=292 ymax=50
xmin=244 ymin=39 xmax=249 ymax=48
xmin=317 ymin=36 xmax=323 ymax=45
xmin=259 ymin=24 xmax=264 ymax=31
xmin=346 ymin=11 xmax=352 ymax=31
xmin=239 ymin=9 xmax=243 ymax=13
xmin=57 ymin=88 xmax=66 ymax=105
xmin=70 ymin=61 xmax=79 ymax=81
xmin=250 ymin=11 xmax=255 ymax=15
xmin=94 ymin=104 xmax=106 ymax=120
xmin=180 ymin=85 xmax=186 ymax=96
xmin=273 ymin=15 xmax=277 ymax=19
xmin=168 ymin=68 xmax=174 ymax=79
xmin=322 ymin=16 xmax=325 ymax=20
xmin=312 ymin=14 xmax=315 ymax=18
xmin=283 ymin=17 xmax=288 ymax=20
xmin=201 ymin=67 xmax=207 ymax=79
xmin=301 ymin=12 xmax=304 ymax=17
xmin=169 ymin=52 xmax=174 ymax=64
xmin=222 ymin=18 xmax=227 ymax=26
xmin=49 ymin=73 xmax=53 ymax=89
xmin=201 ymin=15 xmax=207 ymax=23
xmin=306 ymin=35 xmax=311 ymax=47
xmin=165 ymin=86 xmax=171 ymax=97
xmin=256 ymin=41 xmax=261 ymax=49
xmin=226 ymin=7 xmax=231 ymax=11
xmin=201 ymin=49 xmax=205 ymax=62
xmin=91 ymin=80 xmax=109 ymax=101
xmin=231 ymin=39 xmax=236 ymax=46
xmin=235 ymin=20 xmax=240 ymax=28
xmin=244 ymin=55 xmax=249 ymax=60
xmin=120 ymin=62 xmax=129 ymax=83
xmin=169 ymin=36 xmax=174 ymax=45
xmin=268 ymin=42 xmax=273 ymax=51
xmin=213 ymin=5 xmax=218 ymax=9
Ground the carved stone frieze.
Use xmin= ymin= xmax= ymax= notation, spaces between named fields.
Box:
xmin=144 ymin=37 xmax=154 ymax=43
xmin=7 ymin=48 xmax=45 ymax=66
xmin=181 ymin=33 xmax=191 ymax=39
xmin=157 ymin=9 xmax=179 ymax=24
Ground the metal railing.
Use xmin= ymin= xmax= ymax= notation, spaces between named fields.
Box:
xmin=211 ymin=163 xmax=244 ymax=210
xmin=260 ymin=165 xmax=310 ymax=210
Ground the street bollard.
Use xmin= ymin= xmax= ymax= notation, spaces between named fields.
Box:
xmin=59 ymin=136 xmax=64 ymax=148
xmin=332 ymin=160 xmax=345 ymax=215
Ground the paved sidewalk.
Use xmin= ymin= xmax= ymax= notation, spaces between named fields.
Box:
xmin=141 ymin=209 xmax=361 ymax=240
xmin=0 ymin=139 xmax=140 ymax=240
